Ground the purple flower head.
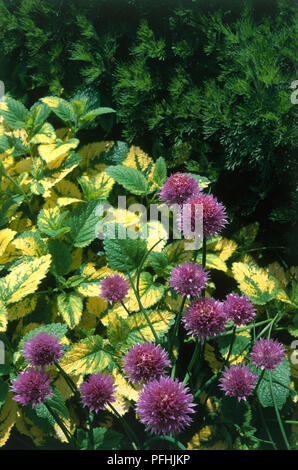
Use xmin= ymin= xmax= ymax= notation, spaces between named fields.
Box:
xmin=11 ymin=368 xmax=53 ymax=407
xmin=136 ymin=376 xmax=195 ymax=435
xmin=123 ymin=343 xmax=171 ymax=384
xmin=182 ymin=193 xmax=228 ymax=239
xmin=99 ymin=274 xmax=130 ymax=304
xmin=183 ymin=297 xmax=227 ymax=340
xmin=223 ymin=293 xmax=256 ymax=326
xmin=79 ymin=373 xmax=117 ymax=413
xmin=169 ymin=262 xmax=209 ymax=298
xmin=219 ymin=364 xmax=258 ymax=402
xmin=22 ymin=332 xmax=64 ymax=367
xmin=250 ymin=338 xmax=285 ymax=371
xmin=159 ymin=173 xmax=201 ymax=206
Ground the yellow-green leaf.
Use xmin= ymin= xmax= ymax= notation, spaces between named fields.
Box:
xmin=13 ymin=231 xmax=47 ymax=257
xmin=208 ymin=237 xmax=237 ymax=261
xmin=125 ymin=272 xmax=165 ymax=312
xmin=57 ymin=293 xmax=83 ymax=329
xmin=78 ymin=171 xmax=114 ymax=200
xmin=0 ymin=299 xmax=7 ymax=332
xmin=108 ymin=310 xmax=175 ymax=346
xmin=38 ymin=139 xmax=79 ymax=164
xmin=59 ymin=335 xmax=117 ymax=375
xmin=7 ymin=296 xmax=37 ymax=321
xmin=76 ymin=264 xmax=114 ymax=297
xmin=0 ymin=255 xmax=51 ymax=305
xmin=122 ymin=145 xmax=158 ymax=192
xmin=0 ymin=228 xmax=16 ymax=257
xmin=232 ymin=261 xmax=279 ymax=305
xmin=30 ymin=123 xmax=56 ymax=145
xmin=196 ymin=253 xmax=228 ymax=272
xmin=0 ymin=393 xmax=17 ymax=447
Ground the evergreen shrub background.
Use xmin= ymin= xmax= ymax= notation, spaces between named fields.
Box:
xmin=0 ymin=0 xmax=297 ymax=262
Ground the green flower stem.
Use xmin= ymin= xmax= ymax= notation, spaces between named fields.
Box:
xmin=107 ymin=403 xmax=140 ymax=450
xmin=225 ymin=326 xmax=237 ymax=364
xmin=197 ymin=313 xmax=282 ymax=404
xmin=44 ymin=401 xmax=73 ymax=446
xmin=55 ymin=362 xmax=79 ymax=397
xmin=202 ymin=237 xmax=207 ymax=297
xmin=216 ymin=319 xmax=272 ymax=338
xmin=268 ymin=371 xmax=291 ymax=450
xmin=136 ymin=238 xmax=164 ymax=297
xmin=183 ymin=341 xmax=201 ymax=385
xmin=120 ymin=301 xmax=132 ymax=316
xmin=127 ymin=271 xmax=159 ymax=344
xmin=254 ymin=369 xmax=265 ymax=394
xmin=257 ymin=402 xmax=277 ymax=450
xmin=170 ymin=248 xmax=201 ymax=378
xmin=194 ymin=372 xmax=219 ymax=399
xmin=170 ymin=296 xmax=186 ymax=353
xmin=145 ymin=435 xmax=186 ymax=450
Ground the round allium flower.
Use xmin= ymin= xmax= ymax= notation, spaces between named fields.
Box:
xmin=99 ymin=274 xmax=129 ymax=304
xmin=183 ymin=297 xmax=227 ymax=340
xmin=79 ymin=373 xmax=117 ymax=413
xmin=22 ymin=332 xmax=64 ymax=367
xmin=250 ymin=338 xmax=285 ymax=371
xmin=223 ymin=293 xmax=256 ymax=326
xmin=11 ymin=368 xmax=53 ymax=407
xmin=123 ymin=343 xmax=171 ymax=384
xmin=136 ymin=376 xmax=195 ymax=435
xmin=219 ymin=364 xmax=258 ymax=402
xmin=182 ymin=193 xmax=228 ymax=239
xmin=159 ymin=173 xmax=201 ymax=206
xmin=169 ymin=262 xmax=209 ymax=298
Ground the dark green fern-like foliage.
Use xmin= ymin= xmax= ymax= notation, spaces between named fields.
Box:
xmin=0 ymin=0 xmax=297 ymax=242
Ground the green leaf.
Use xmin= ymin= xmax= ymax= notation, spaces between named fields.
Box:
xmin=23 ymin=403 xmax=54 ymax=433
xmin=187 ymin=173 xmax=211 ymax=189
xmin=37 ymin=206 xmax=70 ymax=238
xmin=18 ymin=323 xmax=68 ymax=352
xmin=0 ymin=365 xmax=11 ymax=377
xmin=41 ymin=97 xmax=76 ymax=126
xmin=67 ymin=200 xmax=102 ymax=248
xmin=48 ymin=239 xmax=72 ymax=276
xmin=79 ymin=106 xmax=116 ymax=124
xmin=0 ymin=378 xmax=8 ymax=407
xmin=233 ymin=222 xmax=260 ymax=249
xmin=46 ymin=386 xmax=69 ymax=420
xmin=153 ymin=157 xmax=167 ymax=186
xmin=0 ymin=97 xmax=29 ymax=129
xmin=27 ymin=102 xmax=51 ymax=132
xmin=103 ymin=227 xmax=147 ymax=273
xmin=102 ymin=141 xmax=130 ymax=165
xmin=221 ymin=396 xmax=252 ymax=429
xmin=0 ymin=195 xmax=24 ymax=228
xmin=105 ymin=165 xmax=149 ymax=195
xmin=77 ymin=427 xmax=123 ymax=450
xmin=256 ymin=359 xmax=291 ymax=410
xmin=216 ymin=334 xmax=250 ymax=358
xmin=148 ymin=251 xmax=169 ymax=276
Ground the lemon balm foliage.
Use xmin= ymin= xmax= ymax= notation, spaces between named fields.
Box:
xmin=0 ymin=94 xmax=296 ymax=451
